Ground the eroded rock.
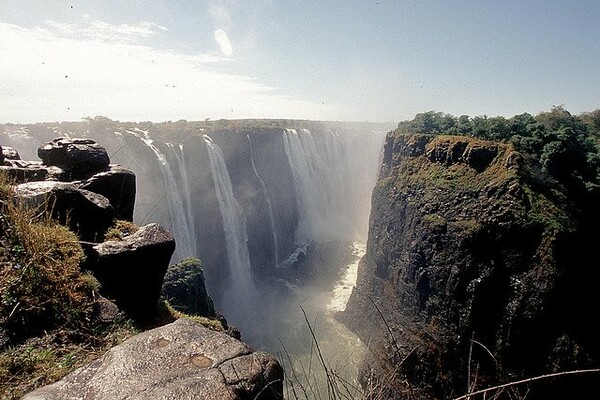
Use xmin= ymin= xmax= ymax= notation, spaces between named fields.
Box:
xmin=86 ymin=223 xmax=175 ymax=322
xmin=38 ymin=138 xmax=110 ymax=179
xmin=14 ymin=181 xmax=114 ymax=241
xmin=161 ymin=257 xmax=216 ymax=318
xmin=77 ymin=165 xmax=136 ymax=221
xmin=23 ymin=319 xmax=284 ymax=400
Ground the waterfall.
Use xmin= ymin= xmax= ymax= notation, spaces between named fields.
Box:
xmin=125 ymin=128 xmax=195 ymax=261
xmin=247 ymin=134 xmax=280 ymax=265
xmin=203 ymin=135 xmax=254 ymax=295
xmin=282 ymin=128 xmax=384 ymax=243
xmin=166 ymin=142 xmax=197 ymax=256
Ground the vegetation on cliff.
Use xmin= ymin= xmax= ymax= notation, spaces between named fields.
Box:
xmin=396 ymin=106 xmax=600 ymax=194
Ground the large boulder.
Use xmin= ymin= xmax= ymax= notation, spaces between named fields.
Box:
xmin=1 ymin=145 xmax=20 ymax=164
xmin=77 ymin=165 xmax=136 ymax=221
xmin=161 ymin=257 xmax=216 ymax=318
xmin=23 ymin=319 xmax=283 ymax=400
xmin=86 ymin=223 xmax=175 ymax=322
xmin=38 ymin=138 xmax=110 ymax=179
xmin=14 ymin=181 xmax=114 ymax=241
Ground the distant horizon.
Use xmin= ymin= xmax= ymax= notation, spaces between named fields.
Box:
xmin=2 ymin=105 xmax=598 ymax=126
xmin=1 ymin=1 xmax=599 ymax=123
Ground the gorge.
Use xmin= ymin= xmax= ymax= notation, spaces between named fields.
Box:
xmin=0 ymin=119 xmax=388 ymax=391
xmin=2 ymin=109 xmax=600 ymax=399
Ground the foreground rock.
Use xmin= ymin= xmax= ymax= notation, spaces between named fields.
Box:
xmin=0 ymin=160 xmax=64 ymax=183
xmin=23 ymin=319 xmax=284 ymax=400
xmin=1 ymin=145 xmax=20 ymax=163
xmin=342 ymin=133 xmax=600 ymax=399
xmin=86 ymin=223 xmax=175 ymax=322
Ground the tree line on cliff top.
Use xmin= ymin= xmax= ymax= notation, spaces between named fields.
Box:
xmin=397 ymin=106 xmax=600 ymax=194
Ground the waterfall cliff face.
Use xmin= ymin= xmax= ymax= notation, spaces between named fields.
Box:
xmin=282 ymin=127 xmax=383 ymax=243
xmin=203 ymin=135 xmax=254 ymax=298
xmin=0 ymin=121 xmax=387 ymax=314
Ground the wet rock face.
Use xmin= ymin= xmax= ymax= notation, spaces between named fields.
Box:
xmin=86 ymin=223 xmax=176 ymax=323
xmin=23 ymin=319 xmax=284 ymax=400
xmin=37 ymin=138 xmax=110 ymax=179
xmin=342 ymin=133 xmax=600 ymax=399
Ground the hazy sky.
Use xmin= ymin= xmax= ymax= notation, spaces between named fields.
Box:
xmin=1 ymin=0 xmax=599 ymax=123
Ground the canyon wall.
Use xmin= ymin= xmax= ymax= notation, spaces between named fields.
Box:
xmin=342 ymin=132 xmax=600 ymax=399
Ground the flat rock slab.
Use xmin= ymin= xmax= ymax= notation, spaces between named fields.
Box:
xmin=0 ymin=160 xmax=65 ymax=183
xmin=23 ymin=319 xmax=284 ymax=400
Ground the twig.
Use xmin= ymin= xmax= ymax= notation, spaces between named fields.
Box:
xmin=277 ymin=337 xmax=308 ymax=400
xmin=368 ymin=296 xmax=402 ymax=356
xmin=300 ymin=306 xmax=338 ymax=400
xmin=467 ymin=332 xmax=475 ymax=395
xmin=452 ymin=369 xmax=600 ymax=400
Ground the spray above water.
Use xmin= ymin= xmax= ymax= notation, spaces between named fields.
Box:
xmin=282 ymin=127 xmax=384 ymax=243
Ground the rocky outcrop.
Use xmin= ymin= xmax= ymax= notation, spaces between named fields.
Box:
xmin=37 ymin=137 xmax=110 ymax=179
xmin=77 ymin=165 xmax=136 ymax=221
xmin=14 ymin=181 xmax=114 ymax=242
xmin=2 ymin=138 xmax=136 ymax=233
xmin=0 ymin=160 xmax=64 ymax=183
xmin=162 ymin=257 xmax=216 ymax=318
xmin=1 ymin=145 xmax=20 ymax=163
xmin=342 ymin=133 xmax=600 ymax=399
xmin=86 ymin=223 xmax=175 ymax=323
xmin=23 ymin=319 xmax=284 ymax=400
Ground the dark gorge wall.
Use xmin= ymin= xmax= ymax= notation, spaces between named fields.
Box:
xmin=341 ymin=132 xmax=600 ymax=399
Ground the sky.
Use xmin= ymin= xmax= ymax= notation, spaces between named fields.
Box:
xmin=1 ymin=0 xmax=599 ymax=123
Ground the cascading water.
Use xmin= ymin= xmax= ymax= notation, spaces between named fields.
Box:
xmin=203 ymin=135 xmax=254 ymax=299
xmin=282 ymin=127 xmax=384 ymax=244
xmin=247 ymin=134 xmax=280 ymax=265
xmin=166 ymin=142 xmax=197 ymax=256
xmin=125 ymin=128 xmax=195 ymax=261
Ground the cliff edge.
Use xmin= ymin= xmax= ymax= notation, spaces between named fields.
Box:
xmin=341 ymin=132 xmax=600 ymax=399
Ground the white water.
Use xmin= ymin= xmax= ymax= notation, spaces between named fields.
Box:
xmin=327 ymin=241 xmax=366 ymax=313
xmin=203 ymin=135 xmax=254 ymax=298
xmin=282 ymin=128 xmax=384 ymax=243
xmin=126 ymin=128 xmax=195 ymax=261
xmin=167 ymin=142 xmax=197 ymax=256
xmin=272 ymin=242 xmax=367 ymax=399
xmin=247 ymin=134 xmax=280 ymax=265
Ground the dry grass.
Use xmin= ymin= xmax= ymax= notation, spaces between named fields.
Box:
xmin=0 ymin=174 xmax=91 ymax=337
xmin=155 ymin=299 xmax=226 ymax=333
xmin=104 ymin=219 xmax=139 ymax=241
xmin=0 ymin=173 xmax=137 ymax=398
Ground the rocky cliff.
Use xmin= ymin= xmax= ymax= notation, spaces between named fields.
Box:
xmin=342 ymin=133 xmax=600 ymax=399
